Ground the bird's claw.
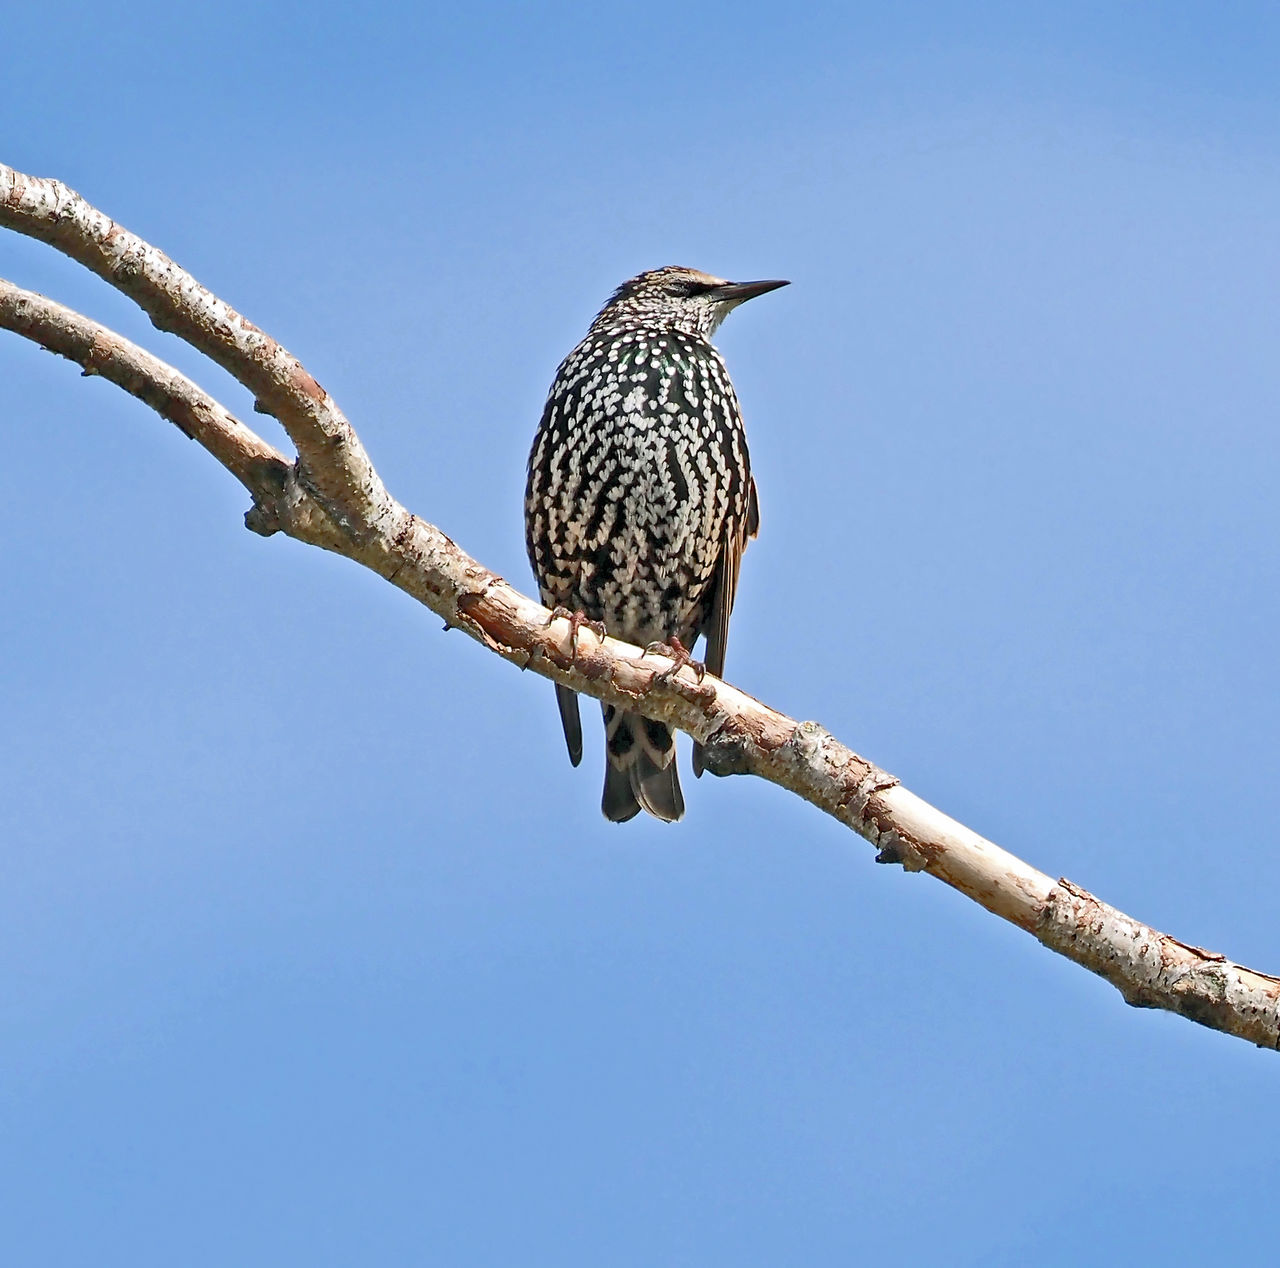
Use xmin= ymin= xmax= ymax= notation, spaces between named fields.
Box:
xmin=546 ymin=606 xmax=607 ymax=656
xmin=643 ymin=635 xmax=706 ymax=683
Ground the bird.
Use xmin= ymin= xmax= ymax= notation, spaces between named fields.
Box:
xmin=525 ymin=265 xmax=788 ymax=823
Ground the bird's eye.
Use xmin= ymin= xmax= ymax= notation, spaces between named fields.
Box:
xmin=664 ymin=280 xmax=717 ymax=299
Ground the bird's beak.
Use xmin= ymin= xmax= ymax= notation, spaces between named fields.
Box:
xmin=713 ymin=279 xmax=790 ymax=304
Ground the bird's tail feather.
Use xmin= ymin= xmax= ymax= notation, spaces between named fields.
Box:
xmin=555 ymin=684 xmax=583 ymax=767
xmin=601 ymin=705 xmax=684 ymax=823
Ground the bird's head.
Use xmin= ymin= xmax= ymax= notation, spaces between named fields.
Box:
xmin=593 ymin=266 xmax=789 ymax=338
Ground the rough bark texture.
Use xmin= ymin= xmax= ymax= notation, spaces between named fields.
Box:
xmin=3 ymin=163 xmax=1278 ymax=1051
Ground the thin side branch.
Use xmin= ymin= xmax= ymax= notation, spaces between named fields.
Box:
xmin=0 ymin=278 xmax=288 ymax=498
xmin=3 ymin=166 xmax=1277 ymax=1051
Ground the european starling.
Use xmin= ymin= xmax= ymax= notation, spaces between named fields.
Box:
xmin=525 ymin=266 xmax=787 ymax=822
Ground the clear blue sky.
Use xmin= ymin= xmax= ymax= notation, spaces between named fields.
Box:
xmin=4 ymin=3 xmax=1280 ymax=1263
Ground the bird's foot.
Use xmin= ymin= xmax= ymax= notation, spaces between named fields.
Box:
xmin=643 ymin=635 xmax=706 ymax=684
xmin=546 ymin=606 xmax=607 ymax=656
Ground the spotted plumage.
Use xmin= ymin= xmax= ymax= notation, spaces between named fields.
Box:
xmin=525 ymin=266 xmax=787 ymax=822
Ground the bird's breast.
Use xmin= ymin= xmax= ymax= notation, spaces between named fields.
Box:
xmin=525 ymin=327 xmax=751 ymax=642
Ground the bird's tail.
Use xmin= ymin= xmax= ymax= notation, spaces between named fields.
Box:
xmin=600 ymin=705 xmax=684 ymax=823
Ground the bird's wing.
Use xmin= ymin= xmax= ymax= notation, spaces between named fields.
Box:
xmin=703 ymin=475 xmax=759 ymax=679
xmin=694 ymin=477 xmax=759 ymax=777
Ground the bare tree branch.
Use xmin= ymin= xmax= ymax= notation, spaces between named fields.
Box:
xmin=0 ymin=164 xmax=385 ymax=524
xmin=0 ymin=278 xmax=288 ymax=497
xmin=3 ymin=164 xmax=1277 ymax=1050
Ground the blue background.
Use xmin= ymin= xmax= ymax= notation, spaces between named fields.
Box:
xmin=4 ymin=3 xmax=1279 ymax=1263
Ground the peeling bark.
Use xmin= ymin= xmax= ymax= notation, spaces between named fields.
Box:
xmin=2 ymin=163 xmax=1277 ymax=1051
